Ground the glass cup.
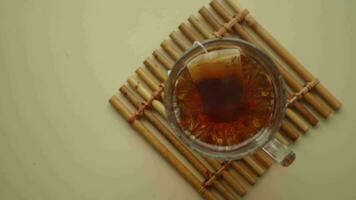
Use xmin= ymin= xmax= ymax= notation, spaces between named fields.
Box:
xmin=163 ymin=37 xmax=295 ymax=166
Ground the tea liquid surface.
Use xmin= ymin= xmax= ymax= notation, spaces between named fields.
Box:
xmin=173 ymin=52 xmax=274 ymax=146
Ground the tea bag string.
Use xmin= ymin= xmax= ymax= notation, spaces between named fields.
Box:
xmin=193 ymin=41 xmax=209 ymax=54
xmin=193 ymin=41 xmax=215 ymax=61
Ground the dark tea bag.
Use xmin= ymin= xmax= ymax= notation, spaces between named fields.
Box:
xmin=185 ymin=49 xmax=244 ymax=122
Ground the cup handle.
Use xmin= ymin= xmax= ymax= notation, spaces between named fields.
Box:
xmin=262 ymin=137 xmax=296 ymax=167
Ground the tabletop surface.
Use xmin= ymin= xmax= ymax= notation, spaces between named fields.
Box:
xmin=0 ymin=0 xmax=355 ymax=199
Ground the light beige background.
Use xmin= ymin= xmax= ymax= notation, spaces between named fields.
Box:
xmin=0 ymin=0 xmax=355 ymax=199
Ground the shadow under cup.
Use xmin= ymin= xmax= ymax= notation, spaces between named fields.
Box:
xmin=164 ymin=38 xmax=295 ymax=166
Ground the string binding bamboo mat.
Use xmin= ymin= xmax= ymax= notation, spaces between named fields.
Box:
xmin=109 ymin=0 xmax=342 ymax=199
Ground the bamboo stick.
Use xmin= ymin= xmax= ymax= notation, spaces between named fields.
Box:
xmin=120 ymin=86 xmax=239 ymax=200
xmin=179 ymin=23 xmax=204 ymax=42
xmin=280 ymin=119 xmax=300 ymax=141
xmin=206 ymin=159 xmax=247 ymax=196
xmin=254 ymin=150 xmax=273 ymax=168
xmin=143 ymin=57 xmax=167 ymax=82
xmin=161 ymin=40 xmax=182 ymax=61
xmin=291 ymin=100 xmax=318 ymax=126
xmin=171 ymin=32 xmax=194 ymax=52
xmin=242 ymin=156 xmax=265 ymax=176
xmin=153 ymin=48 xmax=177 ymax=70
xmin=199 ymin=7 xmax=227 ymax=33
xmin=127 ymin=78 xmax=166 ymax=118
xmin=136 ymin=67 xmax=160 ymax=91
xmin=287 ymin=91 xmax=318 ymax=126
xmin=209 ymin=0 xmax=332 ymax=118
xmin=230 ymin=160 xmax=258 ymax=184
xmin=165 ymin=29 xmax=269 ymax=176
xmin=170 ymin=31 xmax=191 ymax=51
xmin=276 ymin=132 xmax=291 ymax=146
xmin=179 ymin=23 xmax=205 ymax=42
xmin=135 ymin=67 xmax=164 ymax=100
xmin=285 ymin=109 xmax=309 ymax=133
xmin=152 ymin=49 xmax=175 ymax=70
xmin=136 ymin=64 xmax=259 ymax=185
xmin=188 ymin=15 xmax=215 ymax=39
xmin=109 ymin=96 xmax=218 ymax=200
xmin=209 ymin=1 xmax=253 ymax=40
xmin=225 ymin=0 xmax=342 ymax=110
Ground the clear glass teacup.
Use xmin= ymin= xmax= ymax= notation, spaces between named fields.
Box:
xmin=163 ymin=37 xmax=295 ymax=166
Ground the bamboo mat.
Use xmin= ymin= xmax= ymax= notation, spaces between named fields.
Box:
xmin=109 ymin=0 xmax=341 ymax=199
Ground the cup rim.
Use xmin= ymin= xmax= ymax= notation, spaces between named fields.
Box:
xmin=163 ymin=37 xmax=287 ymax=160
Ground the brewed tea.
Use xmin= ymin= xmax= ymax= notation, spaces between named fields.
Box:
xmin=173 ymin=50 xmax=274 ymax=146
